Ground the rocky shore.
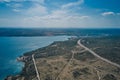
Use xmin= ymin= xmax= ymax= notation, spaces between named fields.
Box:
xmin=17 ymin=56 xmax=30 ymax=62
xmin=5 ymin=54 xmax=33 ymax=80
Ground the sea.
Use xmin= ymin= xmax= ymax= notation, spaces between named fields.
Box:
xmin=0 ymin=36 xmax=71 ymax=80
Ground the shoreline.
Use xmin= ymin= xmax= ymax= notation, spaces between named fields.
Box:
xmin=5 ymin=36 xmax=72 ymax=80
xmin=5 ymin=52 xmax=33 ymax=80
xmin=4 ymin=36 xmax=120 ymax=80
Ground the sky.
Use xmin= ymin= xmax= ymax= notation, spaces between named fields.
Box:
xmin=0 ymin=0 xmax=120 ymax=28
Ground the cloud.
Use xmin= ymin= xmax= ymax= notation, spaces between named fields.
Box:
xmin=12 ymin=9 xmax=21 ymax=12
xmin=25 ymin=4 xmax=48 ymax=16
xmin=6 ymin=3 xmax=23 ymax=12
xmin=19 ymin=8 xmax=91 ymax=28
xmin=1 ymin=13 xmax=120 ymax=28
xmin=0 ymin=18 xmax=23 ymax=27
xmin=61 ymin=0 xmax=84 ymax=9
xmin=80 ymin=16 xmax=89 ymax=19
xmin=0 ymin=0 xmax=45 ymax=2
xmin=6 ymin=3 xmax=23 ymax=8
xmin=101 ymin=12 xmax=115 ymax=16
xmin=0 ymin=0 xmax=106 ymax=28
xmin=0 ymin=0 xmax=11 ymax=2
xmin=0 ymin=0 xmax=45 ymax=5
xmin=22 ymin=9 xmax=69 ymax=27
xmin=0 ymin=0 xmax=120 ymax=28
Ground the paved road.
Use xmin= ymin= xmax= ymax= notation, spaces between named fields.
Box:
xmin=78 ymin=39 xmax=120 ymax=68
xmin=32 ymin=54 xmax=41 ymax=80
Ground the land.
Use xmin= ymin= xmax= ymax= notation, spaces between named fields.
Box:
xmin=5 ymin=36 xmax=120 ymax=80
xmin=81 ymin=36 xmax=120 ymax=65
xmin=0 ymin=28 xmax=120 ymax=37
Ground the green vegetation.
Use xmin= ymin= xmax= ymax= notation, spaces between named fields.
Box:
xmin=74 ymin=51 xmax=95 ymax=61
xmin=72 ymin=69 xmax=82 ymax=78
xmin=82 ymin=36 xmax=120 ymax=64
xmin=33 ymin=39 xmax=78 ymax=59
xmin=72 ymin=67 xmax=91 ymax=79
xmin=103 ymin=74 xmax=117 ymax=80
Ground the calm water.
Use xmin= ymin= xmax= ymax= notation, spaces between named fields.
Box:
xmin=0 ymin=36 xmax=70 ymax=80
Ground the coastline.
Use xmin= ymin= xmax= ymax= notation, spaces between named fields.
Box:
xmin=4 ymin=36 xmax=120 ymax=80
xmin=4 ymin=36 xmax=72 ymax=80
xmin=5 ymin=47 xmax=39 ymax=80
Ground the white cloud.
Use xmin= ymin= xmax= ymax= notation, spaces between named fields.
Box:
xmin=1 ymin=0 xmax=120 ymax=28
xmin=12 ymin=9 xmax=21 ymax=12
xmin=0 ymin=0 xmax=11 ymax=2
xmin=79 ymin=16 xmax=89 ymax=19
xmin=19 ymin=9 xmax=91 ymax=28
xmin=6 ymin=3 xmax=23 ymax=12
xmin=25 ymin=4 xmax=48 ymax=16
xmin=21 ymin=10 xmax=69 ymax=27
xmin=61 ymin=0 xmax=84 ymax=9
xmin=0 ymin=0 xmax=45 ymax=2
xmin=102 ymin=12 xmax=115 ymax=16
xmin=0 ymin=0 xmax=104 ymax=28
xmin=1 ymin=13 xmax=120 ymax=28
xmin=6 ymin=3 xmax=23 ymax=8
xmin=0 ymin=18 xmax=23 ymax=27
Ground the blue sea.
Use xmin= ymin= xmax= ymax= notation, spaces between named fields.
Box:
xmin=0 ymin=36 xmax=71 ymax=80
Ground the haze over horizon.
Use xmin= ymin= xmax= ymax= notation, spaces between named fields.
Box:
xmin=0 ymin=0 xmax=120 ymax=28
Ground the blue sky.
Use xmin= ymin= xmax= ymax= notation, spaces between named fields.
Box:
xmin=0 ymin=0 xmax=120 ymax=28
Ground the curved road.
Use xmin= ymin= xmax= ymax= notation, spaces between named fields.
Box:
xmin=78 ymin=39 xmax=120 ymax=68
xmin=32 ymin=54 xmax=41 ymax=80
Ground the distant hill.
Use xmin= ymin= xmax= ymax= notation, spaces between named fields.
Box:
xmin=0 ymin=28 xmax=120 ymax=37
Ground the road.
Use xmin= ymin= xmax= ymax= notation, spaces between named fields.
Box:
xmin=78 ymin=39 xmax=120 ymax=68
xmin=94 ymin=68 xmax=101 ymax=80
xmin=32 ymin=54 xmax=41 ymax=80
